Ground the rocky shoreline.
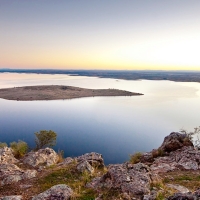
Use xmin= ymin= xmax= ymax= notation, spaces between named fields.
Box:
xmin=1 ymin=132 xmax=200 ymax=199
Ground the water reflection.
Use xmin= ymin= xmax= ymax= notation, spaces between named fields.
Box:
xmin=0 ymin=73 xmax=200 ymax=164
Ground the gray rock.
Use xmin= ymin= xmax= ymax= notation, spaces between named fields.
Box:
xmin=32 ymin=184 xmax=73 ymax=200
xmin=87 ymin=163 xmax=161 ymax=199
xmin=167 ymin=192 xmax=195 ymax=200
xmin=140 ymin=152 xmax=154 ymax=163
xmin=166 ymin=184 xmax=190 ymax=193
xmin=58 ymin=157 xmax=74 ymax=166
xmin=150 ymin=146 xmax=200 ymax=173
xmin=0 ymin=163 xmax=37 ymax=186
xmin=168 ymin=188 xmax=200 ymax=199
xmin=76 ymin=152 xmax=104 ymax=168
xmin=0 ymin=147 xmax=18 ymax=164
xmin=77 ymin=160 xmax=94 ymax=174
xmin=23 ymin=148 xmax=59 ymax=167
xmin=159 ymin=132 xmax=193 ymax=153
xmin=0 ymin=196 xmax=22 ymax=200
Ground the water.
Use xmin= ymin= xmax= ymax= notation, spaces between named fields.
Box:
xmin=0 ymin=73 xmax=200 ymax=164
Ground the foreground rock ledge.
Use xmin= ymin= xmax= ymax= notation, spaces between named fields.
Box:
xmin=1 ymin=132 xmax=200 ymax=199
xmin=0 ymin=85 xmax=143 ymax=101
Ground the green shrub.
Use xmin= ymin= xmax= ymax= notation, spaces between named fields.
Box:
xmin=35 ymin=130 xmax=57 ymax=150
xmin=10 ymin=140 xmax=28 ymax=158
xmin=0 ymin=142 xmax=8 ymax=148
xmin=130 ymin=152 xmax=142 ymax=164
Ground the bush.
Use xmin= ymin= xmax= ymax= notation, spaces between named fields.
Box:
xmin=130 ymin=152 xmax=142 ymax=164
xmin=0 ymin=142 xmax=8 ymax=148
xmin=35 ymin=130 xmax=57 ymax=150
xmin=180 ymin=126 xmax=200 ymax=149
xmin=10 ymin=140 xmax=28 ymax=158
xmin=57 ymin=150 xmax=64 ymax=163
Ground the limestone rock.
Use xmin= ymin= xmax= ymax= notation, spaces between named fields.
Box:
xmin=0 ymin=196 xmax=22 ymax=200
xmin=76 ymin=152 xmax=104 ymax=168
xmin=0 ymin=147 xmax=18 ymax=164
xmin=22 ymin=148 xmax=59 ymax=167
xmin=150 ymin=146 xmax=200 ymax=173
xmin=77 ymin=160 xmax=94 ymax=174
xmin=159 ymin=132 xmax=193 ymax=153
xmin=167 ymin=192 xmax=195 ymax=200
xmin=0 ymin=163 xmax=37 ymax=186
xmin=58 ymin=157 xmax=74 ymax=166
xmin=168 ymin=188 xmax=200 ymax=199
xmin=87 ymin=163 xmax=160 ymax=199
xmin=166 ymin=184 xmax=190 ymax=193
xmin=140 ymin=152 xmax=154 ymax=163
xmin=32 ymin=184 xmax=73 ymax=200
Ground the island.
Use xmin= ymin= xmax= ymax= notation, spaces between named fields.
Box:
xmin=0 ymin=85 xmax=143 ymax=101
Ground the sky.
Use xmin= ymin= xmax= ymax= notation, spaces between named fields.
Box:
xmin=0 ymin=0 xmax=200 ymax=70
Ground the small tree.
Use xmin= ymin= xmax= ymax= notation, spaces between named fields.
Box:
xmin=35 ymin=130 xmax=57 ymax=150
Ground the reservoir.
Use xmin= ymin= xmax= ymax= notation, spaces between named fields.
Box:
xmin=0 ymin=73 xmax=200 ymax=164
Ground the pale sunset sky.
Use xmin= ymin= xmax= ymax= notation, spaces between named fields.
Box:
xmin=0 ymin=0 xmax=200 ymax=70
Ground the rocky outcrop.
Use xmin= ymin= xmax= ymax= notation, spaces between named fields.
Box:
xmin=0 ymin=196 xmax=22 ymax=200
xmin=58 ymin=152 xmax=104 ymax=174
xmin=76 ymin=152 xmax=104 ymax=168
xmin=87 ymin=163 xmax=161 ymax=199
xmin=140 ymin=132 xmax=193 ymax=164
xmin=159 ymin=132 xmax=193 ymax=153
xmin=0 ymin=163 xmax=37 ymax=186
xmin=22 ymin=148 xmax=59 ymax=167
xmin=150 ymin=146 xmax=200 ymax=173
xmin=167 ymin=188 xmax=200 ymax=200
xmin=0 ymin=147 xmax=18 ymax=164
xmin=32 ymin=184 xmax=73 ymax=200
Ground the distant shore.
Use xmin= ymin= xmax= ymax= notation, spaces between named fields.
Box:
xmin=1 ymin=69 xmax=200 ymax=82
xmin=0 ymin=85 xmax=143 ymax=101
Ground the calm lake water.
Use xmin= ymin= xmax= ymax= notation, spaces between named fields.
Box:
xmin=0 ymin=73 xmax=200 ymax=164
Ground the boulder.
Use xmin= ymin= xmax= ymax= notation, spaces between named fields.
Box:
xmin=58 ymin=157 xmax=74 ymax=166
xmin=159 ymin=132 xmax=193 ymax=153
xmin=87 ymin=163 xmax=161 ymax=199
xmin=0 ymin=147 xmax=18 ymax=164
xmin=22 ymin=148 xmax=59 ymax=167
xmin=76 ymin=152 xmax=104 ymax=168
xmin=0 ymin=163 xmax=37 ymax=186
xmin=0 ymin=196 xmax=22 ymax=200
xmin=77 ymin=160 xmax=94 ymax=174
xmin=166 ymin=184 xmax=190 ymax=193
xmin=32 ymin=184 xmax=73 ymax=200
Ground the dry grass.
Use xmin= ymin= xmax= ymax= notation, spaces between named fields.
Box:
xmin=162 ymin=170 xmax=200 ymax=191
xmin=130 ymin=152 xmax=142 ymax=164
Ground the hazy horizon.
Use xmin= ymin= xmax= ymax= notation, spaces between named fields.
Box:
xmin=1 ymin=1 xmax=200 ymax=70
